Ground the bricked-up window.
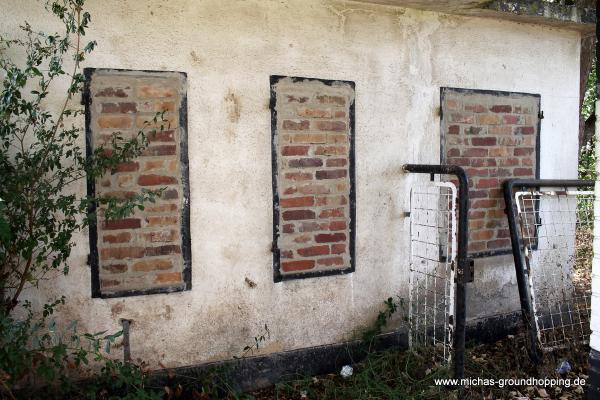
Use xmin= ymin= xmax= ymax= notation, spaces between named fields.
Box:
xmin=84 ymin=68 xmax=191 ymax=298
xmin=270 ymin=76 xmax=355 ymax=282
xmin=441 ymin=87 xmax=540 ymax=257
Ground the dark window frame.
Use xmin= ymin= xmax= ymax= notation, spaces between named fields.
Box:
xmin=270 ymin=75 xmax=356 ymax=282
xmin=440 ymin=86 xmax=541 ymax=259
xmin=83 ymin=67 xmax=192 ymax=298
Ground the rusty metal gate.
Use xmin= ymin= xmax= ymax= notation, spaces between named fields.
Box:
xmin=504 ymin=179 xmax=594 ymax=360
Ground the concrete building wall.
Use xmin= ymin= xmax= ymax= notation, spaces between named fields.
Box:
xmin=590 ymin=103 xmax=600 ymax=351
xmin=0 ymin=0 xmax=581 ymax=369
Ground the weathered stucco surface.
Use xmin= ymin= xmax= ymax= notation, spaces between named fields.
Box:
xmin=0 ymin=0 xmax=581 ymax=368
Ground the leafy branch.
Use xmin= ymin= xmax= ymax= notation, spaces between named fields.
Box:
xmin=0 ymin=1 xmax=166 ymax=398
xmin=0 ymin=0 xmax=166 ymax=314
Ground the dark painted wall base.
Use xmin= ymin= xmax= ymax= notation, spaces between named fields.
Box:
xmin=146 ymin=311 xmax=522 ymax=393
xmin=588 ymin=349 xmax=600 ymax=399
xmin=147 ymin=330 xmax=407 ymax=393
xmin=466 ymin=311 xmax=521 ymax=344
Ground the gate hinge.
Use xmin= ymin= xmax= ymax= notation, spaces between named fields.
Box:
xmin=538 ymin=110 xmax=544 ymax=120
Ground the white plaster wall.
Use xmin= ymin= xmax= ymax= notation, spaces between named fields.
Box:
xmin=0 ymin=0 xmax=581 ymax=368
xmin=590 ymin=101 xmax=600 ymax=352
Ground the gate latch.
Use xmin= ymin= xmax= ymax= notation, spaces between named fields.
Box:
xmin=467 ymin=258 xmax=474 ymax=282
xmin=456 ymin=258 xmax=475 ymax=283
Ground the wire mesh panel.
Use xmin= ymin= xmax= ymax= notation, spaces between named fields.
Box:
xmin=515 ymin=189 xmax=594 ymax=351
xmin=408 ymin=182 xmax=457 ymax=363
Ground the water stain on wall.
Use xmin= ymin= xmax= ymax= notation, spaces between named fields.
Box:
xmin=111 ymin=302 xmax=125 ymax=318
xmin=190 ymin=50 xmax=203 ymax=66
xmin=225 ymin=91 xmax=241 ymax=123
xmin=222 ymin=243 xmax=241 ymax=262
xmin=224 ymin=90 xmax=241 ymax=141
xmin=161 ymin=305 xmax=173 ymax=320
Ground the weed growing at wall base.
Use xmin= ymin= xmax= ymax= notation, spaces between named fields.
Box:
xmin=360 ymin=297 xmax=399 ymax=349
xmin=250 ymin=331 xmax=589 ymax=399
xmin=235 ymin=324 xmax=271 ymax=359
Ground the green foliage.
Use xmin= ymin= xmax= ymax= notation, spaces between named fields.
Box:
xmin=361 ymin=297 xmax=399 ymax=346
xmin=0 ymin=0 xmax=166 ymax=313
xmin=236 ymin=324 xmax=271 ymax=359
xmin=577 ymin=138 xmax=594 ymax=248
xmin=578 ymin=58 xmax=596 ymax=224
xmin=579 ymin=57 xmax=596 ymax=182
xmin=0 ymin=299 xmax=161 ymax=399
xmin=579 ymin=135 xmax=596 ymax=181
xmin=83 ymin=359 xmax=162 ymax=400
xmin=271 ymin=347 xmax=451 ymax=400
xmin=0 ymin=198 xmax=10 ymax=245
xmin=263 ymin=331 xmax=589 ymax=400
xmin=582 ymin=59 xmax=597 ymax=122
xmin=0 ymin=1 xmax=166 ymax=397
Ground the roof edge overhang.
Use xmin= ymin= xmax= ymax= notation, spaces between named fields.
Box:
xmin=356 ymin=0 xmax=595 ymax=33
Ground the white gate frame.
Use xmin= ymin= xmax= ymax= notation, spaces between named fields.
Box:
xmin=408 ymin=181 xmax=457 ymax=363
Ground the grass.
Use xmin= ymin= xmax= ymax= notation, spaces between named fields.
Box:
xmin=247 ymin=331 xmax=589 ymax=400
xmin=157 ymin=294 xmax=591 ymax=399
xmin=252 ymin=347 xmax=452 ymax=400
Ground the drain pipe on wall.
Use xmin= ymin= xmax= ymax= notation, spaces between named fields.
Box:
xmin=587 ymin=1 xmax=600 ymax=397
xmin=120 ymin=319 xmax=132 ymax=363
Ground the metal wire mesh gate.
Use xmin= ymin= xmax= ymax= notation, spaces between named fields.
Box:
xmin=504 ymin=179 xmax=594 ymax=359
xmin=403 ymin=164 xmax=470 ymax=378
xmin=408 ymin=182 xmax=457 ymax=364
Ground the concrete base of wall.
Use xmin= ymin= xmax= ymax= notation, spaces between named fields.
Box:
xmin=147 ymin=311 xmax=522 ymax=393
xmin=588 ymin=349 xmax=600 ymax=399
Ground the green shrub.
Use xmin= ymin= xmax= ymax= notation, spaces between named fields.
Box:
xmin=0 ymin=1 xmax=165 ymax=397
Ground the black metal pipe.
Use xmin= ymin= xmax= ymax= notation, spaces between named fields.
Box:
xmin=503 ymin=180 xmax=541 ymax=362
xmin=403 ymin=164 xmax=469 ymax=379
xmin=503 ymin=178 xmax=594 ymax=363
xmin=504 ymin=179 xmax=593 ymax=190
xmin=120 ymin=319 xmax=132 ymax=363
